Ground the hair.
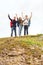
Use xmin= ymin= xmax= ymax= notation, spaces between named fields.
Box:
xmin=19 ymin=17 xmax=22 ymax=21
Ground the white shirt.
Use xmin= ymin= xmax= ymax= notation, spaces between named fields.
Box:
xmin=23 ymin=19 xmax=29 ymax=25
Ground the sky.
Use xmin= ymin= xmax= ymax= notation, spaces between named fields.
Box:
xmin=0 ymin=0 xmax=43 ymax=38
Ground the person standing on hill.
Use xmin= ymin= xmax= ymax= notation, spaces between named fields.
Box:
xmin=17 ymin=17 xmax=23 ymax=36
xmin=8 ymin=14 xmax=17 ymax=37
xmin=23 ymin=12 xmax=32 ymax=35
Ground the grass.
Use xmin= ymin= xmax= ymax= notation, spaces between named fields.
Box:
xmin=0 ymin=35 xmax=43 ymax=65
xmin=0 ymin=35 xmax=43 ymax=51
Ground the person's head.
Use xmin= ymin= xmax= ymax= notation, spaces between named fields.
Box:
xmin=13 ymin=16 xmax=16 ymax=20
xmin=19 ymin=17 xmax=22 ymax=21
xmin=25 ymin=15 xmax=28 ymax=19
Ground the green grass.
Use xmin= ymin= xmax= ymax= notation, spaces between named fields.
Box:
xmin=0 ymin=35 xmax=43 ymax=51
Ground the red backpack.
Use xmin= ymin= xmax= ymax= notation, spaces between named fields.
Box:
xmin=10 ymin=21 xmax=13 ymax=27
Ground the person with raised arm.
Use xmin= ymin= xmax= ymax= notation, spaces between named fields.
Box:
xmin=23 ymin=12 xmax=32 ymax=35
xmin=8 ymin=14 xmax=17 ymax=37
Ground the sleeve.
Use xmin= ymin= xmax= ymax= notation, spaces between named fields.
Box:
xmin=17 ymin=20 xmax=19 ymax=27
xmin=8 ymin=15 xmax=12 ymax=21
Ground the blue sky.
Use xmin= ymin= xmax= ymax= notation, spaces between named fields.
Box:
xmin=0 ymin=0 xmax=43 ymax=38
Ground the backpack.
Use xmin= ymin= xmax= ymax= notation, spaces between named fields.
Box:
xmin=10 ymin=21 xmax=13 ymax=27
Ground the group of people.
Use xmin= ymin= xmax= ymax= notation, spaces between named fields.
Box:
xmin=8 ymin=12 xmax=32 ymax=37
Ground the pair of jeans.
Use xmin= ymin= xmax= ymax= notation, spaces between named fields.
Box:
xmin=11 ymin=27 xmax=16 ymax=37
xmin=24 ymin=25 xmax=28 ymax=35
xmin=19 ymin=25 xmax=23 ymax=36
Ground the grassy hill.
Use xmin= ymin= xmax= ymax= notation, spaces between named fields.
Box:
xmin=0 ymin=34 xmax=43 ymax=65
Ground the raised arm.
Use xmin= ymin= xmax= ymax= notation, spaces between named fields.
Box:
xmin=8 ymin=14 xmax=12 ymax=21
xmin=21 ymin=12 xmax=25 ymax=20
xmin=29 ymin=12 xmax=32 ymax=20
xmin=15 ymin=14 xmax=19 ymax=20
